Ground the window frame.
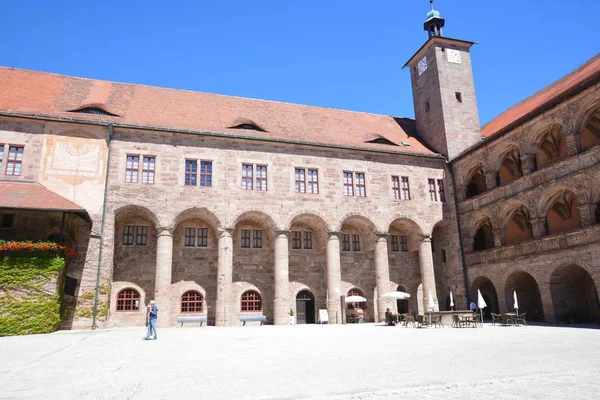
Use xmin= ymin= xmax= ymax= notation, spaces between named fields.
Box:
xmin=292 ymin=231 xmax=302 ymax=249
xmin=392 ymin=176 xmax=401 ymax=199
xmin=181 ymin=290 xmax=203 ymax=313
xmin=242 ymin=164 xmax=254 ymax=190
xmin=200 ymin=161 xmax=213 ymax=187
xmin=400 ymin=235 xmax=408 ymax=252
xmin=253 ymin=230 xmax=263 ymax=248
xmin=0 ymin=145 xmax=4 ymax=172
xmin=352 ymin=234 xmax=361 ymax=251
xmin=116 ymin=289 xmax=140 ymax=311
xmin=437 ymin=179 xmax=446 ymax=202
xmin=355 ymin=173 xmax=366 ymax=197
xmin=390 ymin=235 xmax=399 ymax=252
xmin=241 ymin=229 xmax=251 ymax=248
xmin=342 ymin=234 xmax=351 ymax=251
xmin=185 ymin=159 xmax=198 ymax=186
xmin=343 ymin=172 xmax=354 ymax=196
xmin=122 ymin=225 xmax=135 ymax=245
xmin=241 ymin=290 xmax=262 ymax=311
xmin=125 ymin=155 xmax=140 ymax=183
xmin=401 ymin=177 xmax=411 ymax=200
xmin=6 ymin=146 xmax=24 ymax=176
xmin=197 ymin=227 xmax=208 ymax=247
xmin=428 ymin=179 xmax=437 ymax=201
xmin=256 ymin=165 xmax=268 ymax=191
xmin=135 ymin=226 xmax=148 ymax=245
xmin=184 ymin=227 xmax=196 ymax=247
xmin=141 ymin=156 xmax=156 ymax=184
xmin=303 ymin=232 xmax=313 ymax=249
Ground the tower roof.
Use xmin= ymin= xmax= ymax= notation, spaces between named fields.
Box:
xmin=426 ymin=9 xmax=441 ymax=21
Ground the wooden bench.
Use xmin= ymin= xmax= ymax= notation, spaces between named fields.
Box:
xmin=177 ymin=316 xmax=207 ymax=327
xmin=240 ymin=315 xmax=267 ymax=326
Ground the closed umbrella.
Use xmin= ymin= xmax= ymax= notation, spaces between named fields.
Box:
xmin=345 ymin=295 xmax=367 ymax=303
xmin=449 ymin=291 xmax=455 ymax=311
xmin=513 ymin=290 xmax=519 ymax=315
xmin=477 ymin=289 xmax=487 ymax=324
xmin=427 ymin=290 xmax=435 ymax=325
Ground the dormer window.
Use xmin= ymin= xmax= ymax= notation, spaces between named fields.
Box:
xmin=68 ymin=107 xmax=119 ymax=117
xmin=365 ymin=137 xmax=397 ymax=146
xmin=228 ymin=119 xmax=266 ymax=132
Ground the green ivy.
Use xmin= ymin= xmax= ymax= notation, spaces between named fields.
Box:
xmin=0 ymin=255 xmax=65 ymax=337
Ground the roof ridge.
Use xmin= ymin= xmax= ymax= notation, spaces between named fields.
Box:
xmin=0 ymin=65 xmax=412 ymax=120
xmin=482 ymin=53 xmax=600 ymax=134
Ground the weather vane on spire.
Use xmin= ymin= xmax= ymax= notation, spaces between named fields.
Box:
xmin=430 ymin=0 xmax=434 ymax=10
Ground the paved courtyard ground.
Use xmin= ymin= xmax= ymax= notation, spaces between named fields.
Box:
xmin=1 ymin=322 xmax=599 ymax=399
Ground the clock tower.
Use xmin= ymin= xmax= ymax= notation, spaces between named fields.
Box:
xmin=405 ymin=1 xmax=482 ymax=160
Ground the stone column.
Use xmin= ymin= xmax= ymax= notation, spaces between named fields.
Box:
xmin=493 ymin=228 xmax=503 ymax=247
xmin=326 ymin=232 xmax=342 ymax=324
xmin=565 ymin=133 xmax=582 ymax=156
xmin=520 ymin=154 xmax=537 ymax=175
xmin=578 ymin=205 xmax=593 ymax=227
xmin=419 ymin=236 xmax=438 ymax=312
xmin=155 ymin=228 xmax=173 ymax=327
xmin=216 ymin=229 xmax=233 ymax=326
xmin=374 ymin=234 xmax=391 ymax=323
xmin=485 ymin=170 xmax=498 ymax=190
xmin=274 ymin=231 xmax=290 ymax=325
xmin=532 ymin=218 xmax=546 ymax=238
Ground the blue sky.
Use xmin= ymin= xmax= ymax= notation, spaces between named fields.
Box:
xmin=1 ymin=0 xmax=597 ymax=125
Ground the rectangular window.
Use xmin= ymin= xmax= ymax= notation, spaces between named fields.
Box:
xmin=295 ymin=168 xmax=306 ymax=193
xmin=307 ymin=169 xmax=319 ymax=194
xmin=185 ymin=160 xmax=198 ymax=186
xmin=241 ymin=229 xmax=251 ymax=248
xmin=200 ymin=161 xmax=212 ymax=187
xmin=125 ymin=155 xmax=139 ymax=183
xmin=253 ymin=230 xmax=263 ymax=248
xmin=1 ymin=214 xmax=14 ymax=228
xmin=122 ymin=225 xmax=135 ymax=245
xmin=0 ymin=145 xmax=4 ymax=171
xmin=355 ymin=173 xmax=366 ymax=197
xmin=437 ymin=179 xmax=446 ymax=202
xmin=401 ymin=177 xmax=411 ymax=200
xmin=391 ymin=235 xmax=399 ymax=252
xmin=392 ymin=176 xmax=400 ymax=199
xmin=185 ymin=227 xmax=196 ymax=247
xmin=455 ymin=92 xmax=463 ymax=103
xmin=304 ymin=232 xmax=312 ymax=249
xmin=400 ymin=235 xmax=408 ymax=252
xmin=292 ymin=231 xmax=302 ymax=249
xmin=428 ymin=179 xmax=437 ymax=201
xmin=352 ymin=234 xmax=360 ymax=251
xmin=242 ymin=164 xmax=253 ymax=190
xmin=141 ymin=156 xmax=155 ymax=184
xmin=342 ymin=234 xmax=350 ymax=251
xmin=6 ymin=146 xmax=23 ymax=176
xmin=256 ymin=166 xmax=267 ymax=191
xmin=198 ymin=228 xmax=208 ymax=247
xmin=136 ymin=226 xmax=148 ymax=245
xmin=343 ymin=172 xmax=354 ymax=196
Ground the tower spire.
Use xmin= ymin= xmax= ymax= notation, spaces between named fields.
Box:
xmin=424 ymin=0 xmax=445 ymax=38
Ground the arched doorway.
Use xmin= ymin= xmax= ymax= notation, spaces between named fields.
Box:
xmin=550 ymin=265 xmax=600 ymax=323
xmin=505 ymin=271 xmax=545 ymax=322
xmin=470 ymin=277 xmax=499 ymax=319
xmin=396 ymin=285 xmax=409 ymax=314
xmin=296 ymin=290 xmax=315 ymax=324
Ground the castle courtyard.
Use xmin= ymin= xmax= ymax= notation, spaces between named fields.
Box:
xmin=1 ymin=323 xmax=599 ymax=399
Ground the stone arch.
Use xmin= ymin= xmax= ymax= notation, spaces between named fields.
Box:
xmin=544 ymin=257 xmax=600 ymax=296
xmin=231 ymin=210 xmax=278 ymax=231
xmin=172 ymin=207 xmax=222 ymax=231
xmin=287 ymin=212 xmax=330 ymax=251
xmin=496 ymin=144 xmax=523 ymax=185
xmin=470 ymin=276 xmax=500 ymax=317
xmin=472 ymin=216 xmax=495 ymax=251
xmin=575 ymin=97 xmax=600 ymax=149
xmin=234 ymin=282 xmax=268 ymax=322
xmin=500 ymin=201 xmax=533 ymax=245
xmin=387 ymin=217 xmax=424 ymax=252
xmin=465 ymin=162 xmax=488 ymax=199
xmin=550 ymin=264 xmax=600 ymax=323
xmin=171 ymin=281 xmax=207 ymax=311
xmin=109 ymin=281 xmax=147 ymax=327
xmin=114 ymin=204 xmax=160 ymax=227
xmin=335 ymin=212 xmax=378 ymax=233
xmin=504 ymin=270 xmax=545 ymax=322
xmin=284 ymin=211 xmax=332 ymax=232
xmin=533 ymin=123 xmax=568 ymax=170
xmin=539 ymin=186 xmax=582 ymax=235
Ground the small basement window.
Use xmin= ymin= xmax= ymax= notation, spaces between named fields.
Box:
xmin=68 ymin=107 xmax=119 ymax=117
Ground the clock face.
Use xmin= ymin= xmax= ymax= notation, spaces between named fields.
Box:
xmin=447 ymin=49 xmax=461 ymax=64
xmin=418 ymin=56 xmax=427 ymax=76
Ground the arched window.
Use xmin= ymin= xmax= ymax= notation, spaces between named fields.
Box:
xmin=466 ymin=168 xmax=487 ymax=199
xmin=347 ymin=288 xmax=365 ymax=310
xmin=473 ymin=221 xmax=495 ymax=251
xmin=535 ymin=126 xmax=568 ymax=169
xmin=181 ymin=291 xmax=203 ymax=313
xmin=116 ymin=289 xmax=140 ymax=311
xmin=241 ymin=290 xmax=262 ymax=311
xmin=497 ymin=147 xmax=523 ymax=186
xmin=546 ymin=190 xmax=581 ymax=235
xmin=581 ymin=109 xmax=600 ymax=150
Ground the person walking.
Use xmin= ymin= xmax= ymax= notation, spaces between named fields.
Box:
xmin=144 ymin=300 xmax=158 ymax=340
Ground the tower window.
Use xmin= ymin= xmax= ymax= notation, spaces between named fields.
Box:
xmin=455 ymin=92 xmax=463 ymax=103
xmin=425 ymin=101 xmax=430 ymax=112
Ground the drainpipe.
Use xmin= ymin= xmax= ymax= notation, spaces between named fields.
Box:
xmin=448 ymin=160 xmax=470 ymax=306
xmin=92 ymin=124 xmax=113 ymax=330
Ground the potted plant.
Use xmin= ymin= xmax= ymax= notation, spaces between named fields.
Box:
xmin=289 ymin=308 xmax=295 ymax=325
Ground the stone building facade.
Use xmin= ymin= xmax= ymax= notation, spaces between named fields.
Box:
xmin=0 ymin=6 xmax=598 ymax=329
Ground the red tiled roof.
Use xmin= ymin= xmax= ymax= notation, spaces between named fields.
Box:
xmin=0 ymin=67 xmax=437 ymax=157
xmin=481 ymin=53 xmax=600 ymax=138
xmin=0 ymin=181 xmax=86 ymax=213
